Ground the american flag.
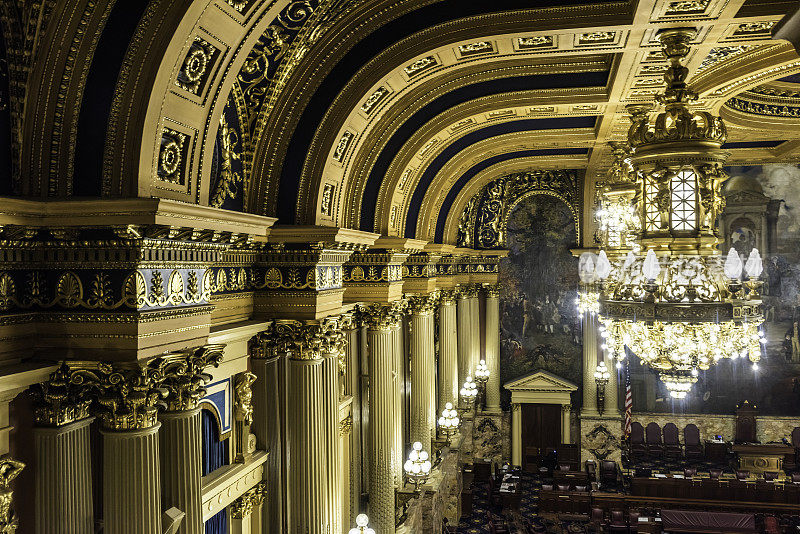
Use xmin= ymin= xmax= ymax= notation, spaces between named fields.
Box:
xmin=623 ymin=357 xmax=633 ymax=438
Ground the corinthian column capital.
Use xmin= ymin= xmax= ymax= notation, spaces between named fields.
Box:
xmin=161 ymin=344 xmax=225 ymax=412
xmin=230 ymin=482 xmax=267 ymax=519
xmin=407 ymin=292 xmax=439 ymax=315
xmin=273 ymin=317 xmax=347 ymax=360
xmin=457 ymin=283 xmax=479 ymax=298
xmin=483 ymin=283 xmax=501 ymax=298
xmin=439 ymin=289 xmax=457 ymax=305
xmin=32 ymin=366 xmax=92 ymax=427
xmin=63 ymin=360 xmax=167 ymax=431
xmin=357 ymin=301 xmax=404 ymax=330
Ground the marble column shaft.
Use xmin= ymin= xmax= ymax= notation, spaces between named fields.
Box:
xmin=287 ymin=357 xmax=330 ymax=534
xmin=391 ymin=321 xmax=404 ymax=486
xmin=367 ymin=322 xmax=399 ymax=534
xmin=159 ymin=408 xmax=203 ymax=534
xmin=581 ymin=312 xmax=600 ymax=415
xmin=484 ymin=289 xmax=501 ymax=411
xmin=34 ymin=418 xmax=94 ymax=534
xmin=456 ymin=294 xmax=471 ymax=387
xmin=438 ymin=298 xmax=458 ymax=411
xmin=410 ymin=307 xmax=435 ymax=452
xmin=102 ymin=424 xmax=162 ymax=534
xmin=468 ymin=293 xmax=480 ymax=373
xmin=251 ymin=355 xmax=285 ymax=534
xmin=321 ymin=351 xmax=342 ymax=534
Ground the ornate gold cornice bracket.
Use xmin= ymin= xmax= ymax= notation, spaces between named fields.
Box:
xmin=230 ymin=482 xmax=266 ymax=520
xmin=234 ymin=371 xmax=256 ymax=463
xmin=160 ymin=344 xmax=225 ymax=412
xmin=0 ymin=457 xmax=23 ymax=534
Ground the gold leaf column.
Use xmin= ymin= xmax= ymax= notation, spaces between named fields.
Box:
xmin=31 ymin=366 xmax=94 ymax=534
xmin=409 ymin=294 xmax=437 ymax=453
xmin=483 ymin=284 xmax=501 ymax=412
xmin=437 ymin=290 xmax=459 ymax=410
xmin=159 ymin=345 xmax=224 ymax=534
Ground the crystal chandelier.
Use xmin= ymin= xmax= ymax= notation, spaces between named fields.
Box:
xmin=581 ymin=28 xmax=765 ymax=400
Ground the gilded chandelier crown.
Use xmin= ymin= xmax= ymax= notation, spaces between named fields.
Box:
xmin=628 ymin=28 xmax=726 ymax=153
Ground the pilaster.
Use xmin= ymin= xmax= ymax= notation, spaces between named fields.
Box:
xmin=483 ymin=284 xmax=501 ymax=412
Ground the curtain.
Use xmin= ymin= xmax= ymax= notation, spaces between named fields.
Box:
xmin=202 ymin=408 xmax=230 ymax=534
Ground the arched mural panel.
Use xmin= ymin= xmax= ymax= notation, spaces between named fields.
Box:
xmin=499 ymin=194 xmax=582 ymax=406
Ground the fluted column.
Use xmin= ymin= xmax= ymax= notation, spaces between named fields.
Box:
xmin=456 ymin=287 xmax=471 ymax=388
xmin=250 ymin=339 xmax=285 ymax=534
xmin=605 ymin=355 xmax=620 ymax=414
xmin=364 ymin=304 xmax=401 ymax=534
xmin=581 ymin=311 xmax=601 ymax=416
xmin=511 ymin=403 xmax=522 ymax=466
xmin=31 ymin=370 xmax=93 ymax=534
xmin=103 ymin=425 xmax=162 ymax=534
xmin=468 ymin=287 xmax=480 ymax=374
xmin=230 ymin=483 xmax=266 ymax=534
xmin=34 ymin=418 xmax=93 ymax=534
xmin=483 ymin=284 xmax=501 ymax=412
xmin=320 ymin=321 xmax=346 ymax=534
xmin=438 ymin=291 xmax=459 ymax=411
xmin=159 ymin=346 xmax=224 ymax=534
xmin=409 ymin=295 xmax=436 ymax=453
xmin=391 ymin=310 xmax=405 ymax=487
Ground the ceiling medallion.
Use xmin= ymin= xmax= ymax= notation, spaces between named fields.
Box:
xmin=578 ymin=28 xmax=764 ymax=400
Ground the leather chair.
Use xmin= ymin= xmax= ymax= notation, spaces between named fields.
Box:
xmin=684 ymin=467 xmax=697 ymax=478
xmin=600 ymin=460 xmax=618 ymax=488
xmin=557 ymin=484 xmax=570 ymax=492
xmin=736 ymin=470 xmax=750 ymax=480
xmin=608 ymin=510 xmax=628 ymax=534
xmin=792 ymin=473 xmax=800 ymax=484
xmin=589 ymin=508 xmax=605 ymax=533
xmin=645 ymin=422 xmax=663 ymax=456
xmin=709 ymin=468 xmax=723 ymax=479
xmin=764 ymin=515 xmax=780 ymax=534
xmin=541 ymin=484 xmax=553 ymax=491
xmin=585 ymin=459 xmax=597 ymax=482
xmin=764 ymin=471 xmax=778 ymax=481
xmin=575 ymin=485 xmax=587 ymax=492
xmin=558 ymin=464 xmax=571 ymax=471
xmin=629 ymin=422 xmax=647 ymax=459
xmin=663 ymin=422 xmax=681 ymax=459
xmin=683 ymin=424 xmax=704 ymax=462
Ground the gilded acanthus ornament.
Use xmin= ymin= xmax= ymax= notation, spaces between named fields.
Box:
xmin=161 ymin=345 xmax=225 ymax=412
xmin=0 ymin=458 xmax=23 ymax=533
xmin=230 ymin=482 xmax=266 ymax=519
xmin=484 ymin=284 xmax=501 ymax=298
xmin=32 ymin=365 xmax=92 ymax=427
xmin=407 ymin=293 xmax=438 ymax=315
xmin=357 ymin=301 xmax=405 ymax=330
xmin=64 ymin=360 xmax=168 ymax=431
xmin=438 ymin=289 xmax=457 ymax=305
xmin=272 ymin=317 xmax=346 ymax=360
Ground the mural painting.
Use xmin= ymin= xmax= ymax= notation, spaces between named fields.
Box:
xmin=634 ymin=164 xmax=800 ymax=415
xmin=498 ymin=195 xmax=582 ymax=406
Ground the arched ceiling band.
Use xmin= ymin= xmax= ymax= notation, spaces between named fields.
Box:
xmin=433 ymin=148 xmax=590 ymax=242
xmin=274 ymin=0 xmax=618 ymax=223
xmin=352 ymin=72 xmax=608 ymax=233
xmin=400 ymin=115 xmax=597 ymax=239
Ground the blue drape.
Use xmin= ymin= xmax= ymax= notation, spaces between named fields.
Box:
xmin=202 ymin=408 xmax=230 ymax=534
xmin=201 ymin=408 xmax=229 ymax=476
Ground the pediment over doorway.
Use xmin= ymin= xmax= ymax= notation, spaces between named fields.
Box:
xmin=504 ymin=370 xmax=577 ymax=405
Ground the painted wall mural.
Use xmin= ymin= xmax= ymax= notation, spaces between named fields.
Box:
xmin=633 ymin=164 xmax=800 ymax=416
xmin=499 ymin=194 xmax=582 ymax=406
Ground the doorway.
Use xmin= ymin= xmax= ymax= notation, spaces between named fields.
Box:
xmin=522 ymin=403 xmax=562 ymax=453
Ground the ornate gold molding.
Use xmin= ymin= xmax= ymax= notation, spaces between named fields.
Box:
xmin=407 ymin=293 xmax=439 ymax=315
xmin=161 ymin=345 xmax=225 ymax=412
xmin=229 ymin=481 xmax=266 ymax=520
xmin=339 ymin=414 xmax=353 ymax=436
xmin=357 ymin=301 xmax=405 ymax=330
xmin=0 ymin=458 xmax=23 ymax=533
xmin=483 ymin=283 xmax=500 ymax=298
xmin=32 ymin=366 xmax=92 ymax=427
xmin=438 ymin=288 xmax=458 ymax=305
xmin=234 ymin=371 xmax=256 ymax=463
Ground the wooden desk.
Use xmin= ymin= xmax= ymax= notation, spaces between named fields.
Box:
xmin=704 ymin=440 xmax=728 ymax=463
xmin=732 ymin=443 xmax=793 ymax=473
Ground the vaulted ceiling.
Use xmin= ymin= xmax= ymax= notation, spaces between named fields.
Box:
xmin=1 ymin=0 xmax=799 ymax=247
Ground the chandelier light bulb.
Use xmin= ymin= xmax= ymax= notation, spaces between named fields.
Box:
xmin=356 ymin=514 xmax=369 ymax=527
xmin=745 ymin=248 xmax=763 ymax=279
xmin=578 ymin=252 xmax=598 ymax=283
xmin=350 ymin=513 xmax=375 ymax=534
xmin=623 ymin=250 xmax=637 ymax=271
xmin=642 ymin=249 xmax=660 ymax=281
xmin=724 ymin=247 xmax=743 ymax=280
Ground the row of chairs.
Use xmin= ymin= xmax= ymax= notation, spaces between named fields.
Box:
xmin=629 ymin=422 xmax=703 ymax=460
xmin=589 ymin=509 xmax=639 ymax=534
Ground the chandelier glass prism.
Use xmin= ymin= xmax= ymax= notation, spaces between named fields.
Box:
xmin=579 ymin=28 xmax=765 ymax=399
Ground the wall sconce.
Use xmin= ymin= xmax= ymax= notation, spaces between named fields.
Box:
xmin=594 ymin=360 xmax=610 ymax=415
xmin=403 ymin=442 xmax=432 ymax=492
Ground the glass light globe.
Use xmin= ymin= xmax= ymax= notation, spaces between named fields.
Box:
xmin=596 ymin=250 xmax=612 ymax=280
xmin=642 ymin=249 xmax=660 ymax=280
xmin=356 ymin=514 xmax=369 ymax=527
xmin=578 ymin=252 xmax=598 ymax=283
xmin=445 ymin=402 xmax=453 ymax=410
xmin=745 ymin=248 xmax=763 ymax=278
xmin=724 ymin=247 xmax=743 ymax=280
xmin=404 ymin=460 xmax=413 ymax=472
xmin=419 ymin=450 xmax=428 ymax=461
xmin=413 ymin=441 xmax=422 ymax=451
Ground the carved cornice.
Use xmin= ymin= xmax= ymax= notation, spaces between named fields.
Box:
xmin=230 ymin=482 xmax=266 ymax=519
xmin=161 ymin=345 xmax=225 ymax=412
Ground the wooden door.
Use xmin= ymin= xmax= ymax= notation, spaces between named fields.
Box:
xmin=521 ymin=403 xmax=562 ymax=453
